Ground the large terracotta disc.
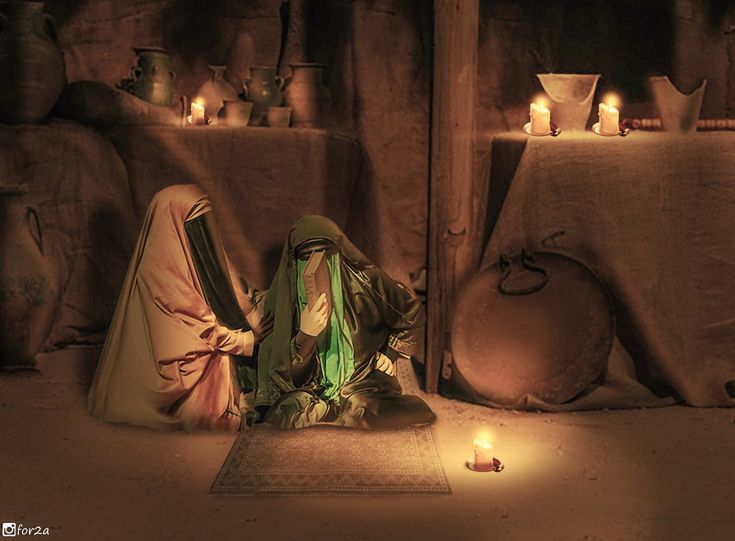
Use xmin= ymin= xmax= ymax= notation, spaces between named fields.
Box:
xmin=451 ymin=252 xmax=614 ymax=405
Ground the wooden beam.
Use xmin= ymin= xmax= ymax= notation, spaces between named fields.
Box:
xmin=427 ymin=0 xmax=481 ymax=393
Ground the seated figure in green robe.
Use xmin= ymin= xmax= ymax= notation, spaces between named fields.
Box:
xmin=254 ymin=215 xmax=436 ymax=430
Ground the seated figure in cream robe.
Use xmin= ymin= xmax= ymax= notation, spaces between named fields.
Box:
xmin=87 ymin=184 xmax=272 ymax=431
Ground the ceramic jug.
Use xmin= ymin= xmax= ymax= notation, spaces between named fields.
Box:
xmin=123 ymin=47 xmax=176 ymax=107
xmin=285 ymin=63 xmax=332 ymax=128
xmin=0 ymin=1 xmax=66 ymax=124
xmin=0 ymin=186 xmax=59 ymax=368
xmin=243 ymin=66 xmax=285 ymax=126
xmin=197 ymin=65 xmax=239 ymax=125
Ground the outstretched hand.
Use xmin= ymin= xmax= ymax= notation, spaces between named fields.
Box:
xmin=300 ymin=293 xmax=329 ymax=337
xmin=251 ymin=311 xmax=274 ymax=343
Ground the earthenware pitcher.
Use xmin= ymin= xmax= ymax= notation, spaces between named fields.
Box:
xmin=0 ymin=1 xmax=66 ymax=124
xmin=197 ymin=65 xmax=239 ymax=125
xmin=124 ymin=47 xmax=176 ymax=107
xmin=285 ymin=63 xmax=332 ymax=128
xmin=243 ymin=66 xmax=284 ymax=126
xmin=0 ymin=186 xmax=59 ymax=369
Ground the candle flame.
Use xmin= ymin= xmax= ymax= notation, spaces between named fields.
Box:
xmin=603 ymin=93 xmax=619 ymax=109
xmin=533 ymin=95 xmax=549 ymax=109
xmin=473 ymin=437 xmax=492 ymax=449
xmin=195 ymin=97 xmax=205 ymax=106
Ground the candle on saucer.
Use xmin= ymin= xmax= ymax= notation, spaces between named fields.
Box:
xmin=530 ymin=99 xmax=551 ymax=135
xmin=190 ymin=98 xmax=205 ymax=125
xmin=473 ymin=438 xmax=494 ymax=469
xmin=598 ymin=94 xmax=620 ymax=135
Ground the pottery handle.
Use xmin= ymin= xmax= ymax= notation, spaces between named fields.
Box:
xmin=275 ymin=76 xmax=285 ymax=91
xmin=131 ymin=66 xmax=142 ymax=81
xmin=169 ymin=70 xmax=176 ymax=80
xmin=26 ymin=207 xmax=44 ymax=256
xmin=41 ymin=13 xmax=58 ymax=43
xmin=241 ymin=81 xmax=249 ymax=99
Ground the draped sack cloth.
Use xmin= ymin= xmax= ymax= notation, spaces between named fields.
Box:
xmin=87 ymin=184 xmax=256 ymax=431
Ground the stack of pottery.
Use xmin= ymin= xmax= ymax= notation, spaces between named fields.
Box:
xmin=197 ymin=65 xmax=239 ymax=125
xmin=284 ymin=63 xmax=332 ymax=128
xmin=0 ymin=1 xmax=66 ymax=124
xmin=119 ymin=47 xmax=176 ymax=107
xmin=0 ymin=186 xmax=59 ymax=369
xmin=244 ymin=66 xmax=285 ymax=126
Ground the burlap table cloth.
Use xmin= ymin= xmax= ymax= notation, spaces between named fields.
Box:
xmin=476 ymin=131 xmax=735 ymax=408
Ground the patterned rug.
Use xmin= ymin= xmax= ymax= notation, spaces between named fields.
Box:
xmin=210 ymin=359 xmax=451 ymax=495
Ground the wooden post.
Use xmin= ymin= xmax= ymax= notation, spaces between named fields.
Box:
xmin=427 ymin=0 xmax=481 ymax=393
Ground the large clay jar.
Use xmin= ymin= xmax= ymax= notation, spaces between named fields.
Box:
xmin=196 ymin=65 xmax=239 ymax=125
xmin=244 ymin=66 xmax=284 ymax=126
xmin=126 ymin=47 xmax=176 ymax=107
xmin=285 ymin=63 xmax=332 ymax=128
xmin=0 ymin=1 xmax=66 ymax=124
xmin=0 ymin=186 xmax=59 ymax=369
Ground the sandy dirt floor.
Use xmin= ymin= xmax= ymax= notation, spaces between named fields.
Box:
xmin=1 ymin=348 xmax=733 ymax=541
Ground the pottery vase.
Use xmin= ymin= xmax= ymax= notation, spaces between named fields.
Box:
xmin=197 ymin=65 xmax=239 ymax=125
xmin=0 ymin=186 xmax=59 ymax=369
xmin=243 ymin=66 xmax=285 ymax=126
xmin=649 ymin=76 xmax=706 ymax=134
xmin=285 ymin=63 xmax=332 ymax=128
xmin=0 ymin=1 xmax=66 ymax=124
xmin=124 ymin=47 xmax=176 ymax=107
xmin=536 ymin=73 xmax=600 ymax=131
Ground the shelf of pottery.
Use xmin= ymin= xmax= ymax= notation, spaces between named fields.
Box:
xmin=0 ymin=3 xmax=332 ymax=130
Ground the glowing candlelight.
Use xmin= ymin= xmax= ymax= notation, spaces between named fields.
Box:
xmin=598 ymin=94 xmax=620 ymax=135
xmin=530 ymin=98 xmax=551 ymax=135
xmin=190 ymin=97 xmax=205 ymax=125
xmin=473 ymin=437 xmax=494 ymax=469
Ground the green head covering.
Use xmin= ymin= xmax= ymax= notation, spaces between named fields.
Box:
xmin=255 ymin=216 xmax=372 ymax=409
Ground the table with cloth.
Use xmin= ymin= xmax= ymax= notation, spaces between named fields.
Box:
xmin=0 ymin=121 xmax=364 ymax=349
xmin=470 ymin=131 xmax=735 ymax=409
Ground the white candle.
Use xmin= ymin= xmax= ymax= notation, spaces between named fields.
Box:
xmin=473 ymin=438 xmax=494 ymax=469
xmin=530 ymin=102 xmax=551 ymax=135
xmin=598 ymin=102 xmax=619 ymax=135
xmin=190 ymin=99 xmax=205 ymax=125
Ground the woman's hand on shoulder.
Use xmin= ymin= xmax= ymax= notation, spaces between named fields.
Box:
xmin=251 ymin=311 xmax=274 ymax=343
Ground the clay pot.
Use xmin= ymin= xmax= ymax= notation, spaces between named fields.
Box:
xmin=0 ymin=186 xmax=59 ymax=369
xmin=649 ymin=76 xmax=706 ymax=134
xmin=451 ymin=250 xmax=614 ymax=406
xmin=536 ymin=73 xmax=600 ymax=131
xmin=122 ymin=47 xmax=176 ymax=107
xmin=196 ymin=65 xmax=239 ymax=125
xmin=0 ymin=1 xmax=66 ymax=124
xmin=285 ymin=63 xmax=332 ymax=128
xmin=243 ymin=66 xmax=285 ymax=126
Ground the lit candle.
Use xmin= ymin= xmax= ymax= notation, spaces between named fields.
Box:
xmin=190 ymin=98 xmax=205 ymax=125
xmin=473 ymin=438 xmax=494 ymax=469
xmin=530 ymin=100 xmax=551 ymax=135
xmin=598 ymin=95 xmax=620 ymax=135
